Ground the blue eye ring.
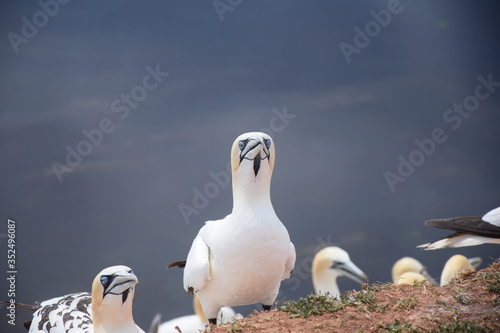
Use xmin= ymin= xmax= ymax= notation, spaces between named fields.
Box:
xmin=238 ymin=140 xmax=245 ymax=151
xmin=100 ymin=275 xmax=110 ymax=288
xmin=265 ymin=139 xmax=271 ymax=149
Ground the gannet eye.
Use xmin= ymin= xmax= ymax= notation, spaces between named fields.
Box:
xmin=128 ymin=269 xmax=134 ymax=274
xmin=238 ymin=140 xmax=246 ymax=151
xmin=264 ymin=139 xmax=271 ymax=149
xmin=100 ymin=275 xmax=111 ymax=288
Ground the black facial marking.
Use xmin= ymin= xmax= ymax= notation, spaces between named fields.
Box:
xmin=122 ymin=288 xmax=130 ymax=304
xmin=253 ymin=152 xmax=261 ymax=176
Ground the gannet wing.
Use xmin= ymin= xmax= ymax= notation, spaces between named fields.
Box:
xmin=283 ymin=242 xmax=296 ymax=280
xmin=483 ymin=206 xmax=500 ymax=226
xmin=184 ymin=233 xmax=211 ymax=295
xmin=28 ymin=292 xmax=92 ymax=333
xmin=423 ymin=216 xmax=500 ymax=239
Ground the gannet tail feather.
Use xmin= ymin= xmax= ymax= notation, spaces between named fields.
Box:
xmin=167 ymin=261 xmax=187 ymax=268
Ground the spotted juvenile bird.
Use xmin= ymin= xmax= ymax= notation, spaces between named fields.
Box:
xmin=28 ymin=265 xmax=144 ymax=333
xmin=169 ymin=132 xmax=296 ymax=325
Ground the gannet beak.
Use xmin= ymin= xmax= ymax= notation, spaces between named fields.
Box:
xmin=100 ymin=269 xmax=138 ymax=302
xmin=420 ymin=267 xmax=439 ymax=286
xmin=335 ymin=261 xmax=368 ymax=285
xmin=237 ymin=135 xmax=272 ymax=176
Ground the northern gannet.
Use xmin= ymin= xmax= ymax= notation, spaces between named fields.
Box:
xmin=170 ymin=132 xmax=296 ymax=324
xmin=418 ymin=206 xmax=500 ymax=250
xmin=157 ymin=294 xmax=236 ymax=333
xmin=394 ymin=272 xmax=429 ymax=285
xmin=312 ymin=247 xmax=368 ymax=297
xmin=391 ymin=257 xmax=438 ymax=286
xmin=28 ymin=265 xmax=144 ymax=333
xmin=440 ymin=254 xmax=475 ymax=286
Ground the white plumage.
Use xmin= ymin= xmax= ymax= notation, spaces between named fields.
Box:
xmin=179 ymin=132 xmax=296 ymax=323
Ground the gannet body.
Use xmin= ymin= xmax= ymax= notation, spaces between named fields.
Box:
xmin=418 ymin=206 xmax=500 ymax=250
xmin=180 ymin=132 xmax=296 ymax=324
xmin=440 ymin=254 xmax=475 ymax=286
xmin=28 ymin=265 xmax=144 ymax=333
xmin=312 ymin=247 xmax=368 ymax=298
xmin=158 ymin=295 xmax=236 ymax=333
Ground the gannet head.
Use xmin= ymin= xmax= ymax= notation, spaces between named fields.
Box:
xmin=391 ymin=257 xmax=425 ymax=283
xmin=231 ymin=132 xmax=275 ymax=177
xmin=312 ymin=247 xmax=368 ymax=296
xmin=440 ymin=254 xmax=475 ymax=286
xmin=230 ymin=132 xmax=276 ymax=207
xmin=91 ymin=265 xmax=139 ymax=332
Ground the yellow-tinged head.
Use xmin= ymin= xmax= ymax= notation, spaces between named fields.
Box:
xmin=91 ymin=265 xmax=139 ymax=332
xmin=440 ymin=254 xmax=475 ymax=286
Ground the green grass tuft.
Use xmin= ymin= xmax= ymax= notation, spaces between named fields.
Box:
xmin=377 ymin=319 xmax=420 ymax=333
xmin=279 ymin=294 xmax=345 ymax=318
xmin=431 ymin=320 xmax=493 ymax=333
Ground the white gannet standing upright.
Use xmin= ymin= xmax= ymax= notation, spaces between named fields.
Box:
xmin=172 ymin=132 xmax=296 ymax=325
xmin=440 ymin=254 xmax=475 ymax=286
xmin=157 ymin=294 xmax=236 ymax=333
xmin=28 ymin=265 xmax=144 ymax=333
xmin=418 ymin=206 xmax=500 ymax=250
xmin=312 ymin=247 xmax=368 ymax=298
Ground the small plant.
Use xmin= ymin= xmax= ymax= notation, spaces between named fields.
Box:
xmin=392 ymin=296 xmax=417 ymax=311
xmin=454 ymin=294 xmax=474 ymax=305
xmin=377 ymin=319 xmax=420 ymax=333
xmin=431 ymin=320 xmax=492 ymax=333
xmin=279 ymin=294 xmax=345 ymax=318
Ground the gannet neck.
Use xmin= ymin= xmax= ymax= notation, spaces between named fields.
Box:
xmin=313 ymin=268 xmax=341 ymax=297
xmin=91 ymin=265 xmax=140 ymax=333
xmin=230 ymin=132 xmax=275 ymax=212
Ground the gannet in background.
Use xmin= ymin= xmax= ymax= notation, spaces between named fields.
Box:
xmin=312 ymin=247 xmax=368 ymax=297
xmin=418 ymin=206 xmax=500 ymax=250
xmin=391 ymin=257 xmax=438 ymax=286
xmin=170 ymin=132 xmax=296 ymax=324
xmin=157 ymin=294 xmax=236 ymax=333
xmin=28 ymin=265 xmax=144 ymax=333
xmin=394 ymin=272 xmax=429 ymax=285
xmin=440 ymin=254 xmax=475 ymax=286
